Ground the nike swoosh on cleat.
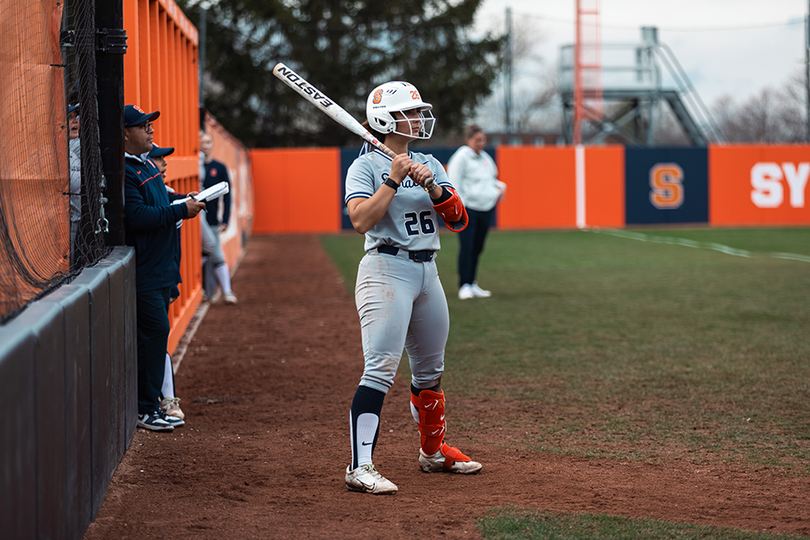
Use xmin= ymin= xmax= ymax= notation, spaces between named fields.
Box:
xmin=361 ymin=441 xmax=373 ymax=446
xmin=358 ymin=479 xmax=375 ymax=490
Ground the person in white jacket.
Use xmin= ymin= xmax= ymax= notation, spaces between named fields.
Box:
xmin=447 ymin=124 xmax=506 ymax=300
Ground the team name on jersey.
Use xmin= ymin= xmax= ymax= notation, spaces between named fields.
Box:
xmin=382 ymin=173 xmax=432 ymax=190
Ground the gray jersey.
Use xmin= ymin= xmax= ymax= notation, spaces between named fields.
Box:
xmin=345 ymin=149 xmax=454 ymax=252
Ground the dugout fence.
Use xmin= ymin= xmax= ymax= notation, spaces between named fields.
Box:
xmin=122 ymin=0 xmax=204 ymax=351
xmin=1 ymin=1 xmax=251 ymax=538
xmin=0 ymin=0 xmax=111 ymax=324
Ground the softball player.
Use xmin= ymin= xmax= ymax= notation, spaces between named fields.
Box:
xmin=344 ymin=81 xmax=481 ymax=495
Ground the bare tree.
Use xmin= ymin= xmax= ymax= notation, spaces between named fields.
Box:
xmin=711 ymin=69 xmax=806 ymax=143
xmin=472 ymin=12 xmax=559 ymax=134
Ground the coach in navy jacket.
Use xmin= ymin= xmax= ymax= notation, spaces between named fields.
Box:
xmin=123 ymin=105 xmax=205 ymax=432
xmin=124 ymin=147 xmax=187 ymax=290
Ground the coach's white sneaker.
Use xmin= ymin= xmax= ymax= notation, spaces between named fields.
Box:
xmin=419 ymin=444 xmax=482 ymax=474
xmin=471 ymin=282 xmax=492 ymax=298
xmin=458 ymin=284 xmax=475 ymax=300
xmin=345 ymin=464 xmax=398 ymax=494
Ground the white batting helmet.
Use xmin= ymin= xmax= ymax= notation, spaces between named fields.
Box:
xmin=366 ymin=81 xmax=435 ymax=139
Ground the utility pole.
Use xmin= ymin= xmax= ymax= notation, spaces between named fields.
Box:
xmin=199 ymin=7 xmax=207 ymax=109
xmin=573 ymin=0 xmax=582 ymax=145
xmin=504 ymin=7 xmax=513 ymax=143
xmin=805 ymin=3 xmax=809 ymax=142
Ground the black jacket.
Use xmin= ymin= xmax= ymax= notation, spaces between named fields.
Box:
xmin=124 ymin=154 xmax=188 ymax=292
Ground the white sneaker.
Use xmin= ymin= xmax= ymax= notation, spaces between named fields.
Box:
xmin=137 ymin=410 xmax=174 ymax=432
xmin=345 ymin=464 xmax=398 ymax=494
xmin=458 ymin=284 xmax=475 ymax=300
xmin=223 ymin=292 xmax=238 ymax=305
xmin=471 ymin=282 xmax=492 ymax=298
xmin=419 ymin=446 xmax=482 ymax=474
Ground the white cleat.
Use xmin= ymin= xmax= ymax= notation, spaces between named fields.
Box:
xmin=470 ymin=282 xmax=492 ymax=298
xmin=458 ymin=284 xmax=475 ymax=300
xmin=345 ymin=464 xmax=398 ymax=494
xmin=160 ymin=397 xmax=184 ymax=420
xmin=419 ymin=445 xmax=482 ymax=474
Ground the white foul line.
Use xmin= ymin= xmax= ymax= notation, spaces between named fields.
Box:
xmin=588 ymin=228 xmax=810 ymax=263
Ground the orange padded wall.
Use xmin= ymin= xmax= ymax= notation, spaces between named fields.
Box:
xmin=709 ymin=145 xmax=810 ymax=226
xmin=496 ymin=146 xmax=577 ymax=229
xmin=584 ymin=145 xmax=625 ymax=228
xmin=250 ymin=148 xmax=342 ymax=233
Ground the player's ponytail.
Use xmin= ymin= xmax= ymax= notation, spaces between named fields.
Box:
xmin=362 ymin=120 xmax=386 ymax=143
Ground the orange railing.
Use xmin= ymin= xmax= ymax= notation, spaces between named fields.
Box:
xmin=123 ymin=0 xmax=200 ymax=353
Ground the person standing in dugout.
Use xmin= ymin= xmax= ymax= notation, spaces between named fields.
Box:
xmin=123 ymin=105 xmax=205 ymax=432
xmin=199 ymin=131 xmax=237 ymax=304
xmin=343 ymin=81 xmax=482 ymax=494
xmin=67 ymin=104 xmax=81 ymax=270
xmin=148 ymin=142 xmax=186 ymax=421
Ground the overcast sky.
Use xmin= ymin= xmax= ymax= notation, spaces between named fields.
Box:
xmin=474 ymin=0 xmax=808 ymax=107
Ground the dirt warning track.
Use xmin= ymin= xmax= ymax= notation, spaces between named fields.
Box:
xmin=83 ymin=235 xmax=810 ymax=540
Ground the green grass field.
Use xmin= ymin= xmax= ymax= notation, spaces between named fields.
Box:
xmin=321 ymin=227 xmax=810 ymax=539
xmin=476 ymin=507 xmax=808 ymax=539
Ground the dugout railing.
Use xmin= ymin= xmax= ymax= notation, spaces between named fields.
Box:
xmin=123 ymin=0 xmax=204 ymax=352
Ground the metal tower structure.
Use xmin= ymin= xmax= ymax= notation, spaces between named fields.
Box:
xmin=561 ymin=27 xmax=726 ymax=146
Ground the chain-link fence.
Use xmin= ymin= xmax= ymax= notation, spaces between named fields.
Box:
xmin=0 ymin=0 xmax=110 ymax=324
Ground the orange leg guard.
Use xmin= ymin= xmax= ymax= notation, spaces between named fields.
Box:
xmin=437 ymin=443 xmax=472 ymax=471
xmin=410 ymin=389 xmax=446 ymax=455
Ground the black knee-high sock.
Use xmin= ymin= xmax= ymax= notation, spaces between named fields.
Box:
xmin=349 ymin=385 xmax=386 ymax=470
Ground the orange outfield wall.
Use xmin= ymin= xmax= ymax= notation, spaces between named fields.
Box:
xmin=250 ymin=148 xmax=342 ymax=233
xmin=709 ymin=145 xmax=810 ymax=226
xmin=583 ymin=146 xmax=625 ymax=228
xmin=495 ymin=146 xmax=624 ymax=229
xmin=497 ymin=146 xmax=576 ymax=229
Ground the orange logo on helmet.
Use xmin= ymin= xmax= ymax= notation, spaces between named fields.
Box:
xmin=372 ymin=89 xmax=383 ymax=104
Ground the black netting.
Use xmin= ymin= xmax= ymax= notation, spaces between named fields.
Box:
xmin=68 ymin=0 xmax=109 ymax=269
